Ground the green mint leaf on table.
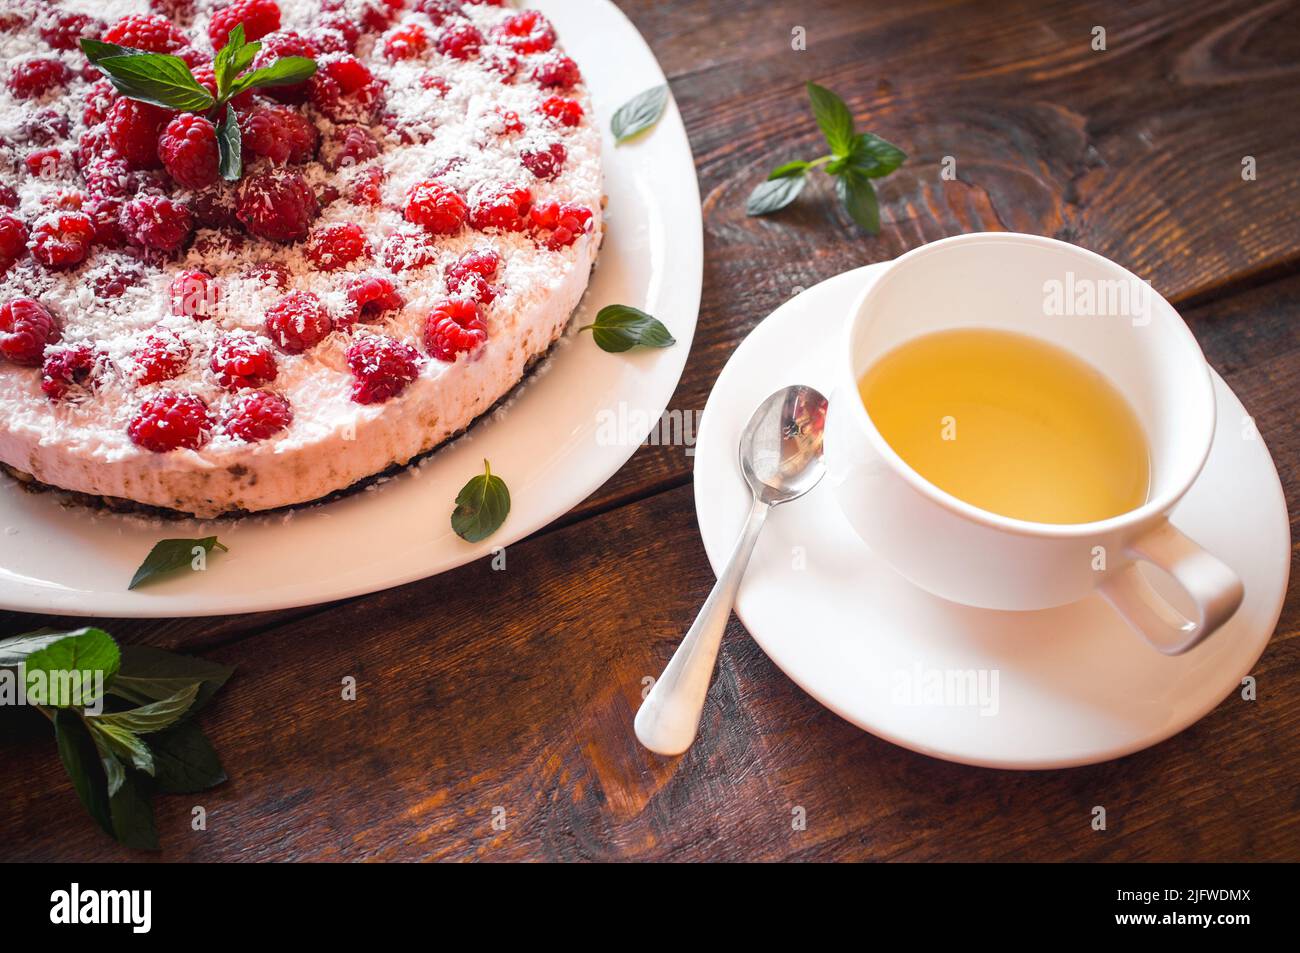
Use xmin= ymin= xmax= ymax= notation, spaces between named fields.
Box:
xmin=129 ymin=536 xmax=227 ymax=590
xmin=837 ymin=171 xmax=881 ymax=233
xmin=216 ymin=104 xmax=243 ymax=181
xmin=90 ymin=683 xmax=200 ymax=736
xmin=452 ymin=459 xmax=511 ymax=543
xmin=747 ymin=173 xmax=807 ymax=215
xmin=745 ymin=81 xmax=905 ymax=231
xmin=806 ymin=82 xmax=855 ymax=157
xmin=89 ymin=719 xmax=156 ymax=776
xmin=109 ymin=771 xmax=160 ymax=851
xmin=93 ymin=52 xmax=216 ymax=112
xmin=54 ymin=709 xmax=116 ymax=838
xmin=611 ymin=84 xmax=669 ymax=143
xmin=23 ymin=627 xmax=119 ymax=707
xmin=149 ymin=721 xmax=227 ymax=794
xmin=110 ymin=644 xmax=234 ymax=710
xmin=579 ymin=304 xmax=676 ymax=352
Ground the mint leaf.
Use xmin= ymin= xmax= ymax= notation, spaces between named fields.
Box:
xmin=611 ymin=84 xmax=669 ymax=143
xmin=54 ymin=709 xmax=115 ymax=838
xmin=24 ymin=628 xmax=119 ymax=707
xmin=129 ymin=536 xmax=227 ymax=590
xmin=807 ymin=82 xmax=855 ymax=157
xmin=216 ymin=105 xmax=242 ymax=182
xmin=747 ymin=173 xmax=807 ymax=215
xmin=79 ymin=38 xmax=140 ymax=65
xmin=228 ymin=56 xmax=317 ymax=96
xmin=109 ymin=772 xmax=159 ymax=851
xmin=0 ymin=628 xmax=70 ymax=666
xmin=451 ymin=460 xmax=511 ymax=543
xmin=94 ymin=52 xmax=215 ymax=112
xmin=768 ymin=161 xmax=810 ymax=180
xmin=88 ymin=720 xmax=155 ymax=776
xmin=579 ymin=304 xmax=676 ymax=352
xmin=837 ymin=171 xmax=880 ymax=233
xmin=213 ymin=24 xmax=259 ymax=101
xmin=150 ymin=721 xmax=226 ymax=794
xmin=110 ymin=645 xmax=234 ymax=711
xmin=91 ymin=683 xmax=200 ymax=736
xmin=848 ymin=132 xmax=906 ymax=178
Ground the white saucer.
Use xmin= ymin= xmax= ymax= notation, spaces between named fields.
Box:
xmin=693 ymin=264 xmax=1291 ymax=769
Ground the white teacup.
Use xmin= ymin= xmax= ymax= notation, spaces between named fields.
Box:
xmin=824 ymin=232 xmax=1243 ymax=655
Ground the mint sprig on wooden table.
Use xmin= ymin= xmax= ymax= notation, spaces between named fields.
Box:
xmin=0 ymin=627 xmax=232 ymax=850
xmin=747 ymin=82 xmax=906 ymax=233
xmin=80 ymin=24 xmax=317 ymax=181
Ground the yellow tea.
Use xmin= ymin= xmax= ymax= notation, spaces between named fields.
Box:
xmin=857 ymin=328 xmax=1149 ymax=524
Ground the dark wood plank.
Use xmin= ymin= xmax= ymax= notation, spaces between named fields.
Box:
xmin=575 ymin=0 xmax=1300 ymax=511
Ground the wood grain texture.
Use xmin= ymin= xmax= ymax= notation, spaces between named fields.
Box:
xmin=1 ymin=0 xmax=1298 ymax=862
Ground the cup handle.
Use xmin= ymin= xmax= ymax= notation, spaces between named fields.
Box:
xmin=1098 ymin=520 xmax=1244 ymax=656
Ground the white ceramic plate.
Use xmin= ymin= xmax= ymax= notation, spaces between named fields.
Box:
xmin=693 ymin=265 xmax=1290 ymax=769
xmin=0 ymin=0 xmax=702 ymax=618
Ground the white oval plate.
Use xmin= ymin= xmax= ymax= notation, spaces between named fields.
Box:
xmin=693 ymin=265 xmax=1290 ymax=769
xmin=0 ymin=0 xmax=701 ymax=618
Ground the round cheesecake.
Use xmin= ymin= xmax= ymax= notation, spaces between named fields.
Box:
xmin=0 ymin=0 xmax=601 ymax=517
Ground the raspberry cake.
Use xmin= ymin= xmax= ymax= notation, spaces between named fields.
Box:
xmin=0 ymin=0 xmax=602 ymax=517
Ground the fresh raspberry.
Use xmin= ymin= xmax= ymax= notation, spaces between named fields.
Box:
xmin=251 ymin=30 xmax=318 ymax=103
xmin=520 ymin=142 xmax=565 ymax=180
xmin=103 ymin=14 xmax=187 ymax=53
xmin=41 ymin=12 xmax=105 ymax=51
xmin=310 ymin=15 xmax=360 ymax=54
xmin=24 ymin=147 xmax=66 ymax=180
xmin=483 ymin=49 xmax=520 ymax=85
xmin=131 ymin=327 xmax=191 ymax=384
xmin=435 ymin=22 xmax=482 ymax=60
xmin=83 ymin=196 xmax=126 ymax=247
xmin=208 ymin=0 xmax=282 ymax=50
xmin=149 ymin=0 xmax=196 ymax=21
xmin=76 ymin=126 xmax=117 ymax=170
xmin=424 ymin=298 xmax=487 ymax=361
xmin=356 ymin=0 xmax=404 ymax=32
xmin=0 ymin=11 xmax=30 ymax=34
xmin=309 ymin=54 xmax=385 ymax=123
xmin=28 ymin=212 xmax=95 ymax=269
xmin=540 ymin=96 xmax=583 ymax=128
xmin=241 ymin=104 xmax=319 ymax=165
xmin=22 ymin=108 xmax=71 ymax=145
xmin=384 ymin=23 xmax=427 ymax=60
xmin=41 ymin=345 xmax=103 ymax=401
xmin=383 ymin=111 xmax=435 ymax=146
xmin=529 ymin=200 xmax=593 ymax=249
xmin=380 ymin=229 xmax=437 ymax=272
xmin=169 ymin=269 xmax=221 ymax=319
xmin=444 ymin=247 xmax=500 ymax=304
xmin=210 ymin=332 xmax=278 ymax=390
xmin=192 ymin=229 xmax=245 ymax=258
xmin=94 ymin=264 xmax=141 ymax=299
xmin=468 ymin=185 xmax=531 ymax=232
xmin=158 ymin=114 xmax=220 ymax=189
xmin=106 ymin=98 xmax=172 ymax=169
xmin=120 ymin=195 xmax=193 ymax=252
xmin=220 ymin=389 xmax=292 ymax=441
xmin=264 ymin=290 xmax=332 ymax=353
xmin=0 ymin=298 xmax=60 ymax=366
xmin=0 ymin=186 xmax=19 ymax=209
xmin=349 ymin=166 xmax=386 ymax=205
xmin=0 ymin=215 xmax=27 ymax=271
xmin=82 ymin=80 xmax=117 ymax=126
xmin=404 ymin=180 xmax=467 ymax=234
xmin=413 ymin=0 xmax=461 ymax=23
xmin=419 ymin=73 xmax=450 ymax=97
xmin=342 ymin=274 xmax=403 ymax=327
xmin=189 ymin=186 xmax=237 ymax=229
xmin=128 ymin=392 xmax=212 ymax=452
xmin=190 ymin=66 xmax=255 ymax=111
xmin=532 ymin=54 xmax=581 ymax=90
xmin=235 ymin=169 xmax=319 ymax=242
xmin=305 ymin=222 xmax=370 ymax=271
xmin=346 ymin=335 xmax=419 ymax=404
xmin=246 ymin=260 xmax=291 ymax=290
xmin=494 ymin=10 xmax=555 ymax=54
xmin=492 ymin=108 xmax=524 ymax=136
xmin=8 ymin=58 xmax=71 ymax=100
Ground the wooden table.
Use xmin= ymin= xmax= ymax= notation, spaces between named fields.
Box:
xmin=2 ymin=0 xmax=1297 ymax=862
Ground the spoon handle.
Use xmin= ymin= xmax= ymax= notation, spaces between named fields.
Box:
xmin=635 ymin=498 xmax=770 ymax=756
